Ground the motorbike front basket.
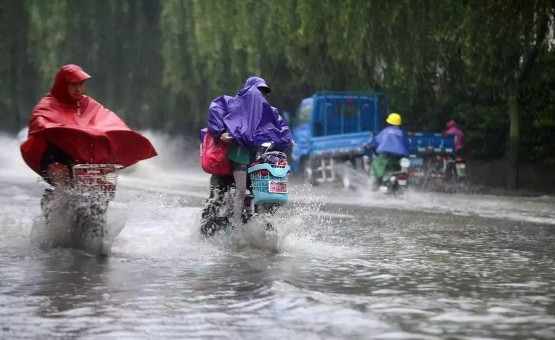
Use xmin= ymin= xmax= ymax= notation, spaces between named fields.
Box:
xmin=248 ymin=163 xmax=290 ymax=205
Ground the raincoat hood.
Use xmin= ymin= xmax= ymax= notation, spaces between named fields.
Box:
xmin=242 ymin=76 xmax=271 ymax=94
xmin=50 ymin=64 xmax=91 ymax=106
xmin=446 ymin=120 xmax=457 ymax=129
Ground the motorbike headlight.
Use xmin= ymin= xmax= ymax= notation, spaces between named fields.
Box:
xmin=400 ymin=158 xmax=411 ymax=169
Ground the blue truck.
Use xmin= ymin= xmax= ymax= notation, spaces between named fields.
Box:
xmin=290 ymin=91 xmax=457 ymax=184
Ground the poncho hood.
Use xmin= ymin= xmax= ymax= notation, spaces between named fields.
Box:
xmin=242 ymin=76 xmax=271 ymax=94
xmin=446 ymin=120 xmax=457 ymax=129
xmin=50 ymin=64 xmax=91 ymax=106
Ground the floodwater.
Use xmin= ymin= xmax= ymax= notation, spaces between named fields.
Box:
xmin=1 ymin=132 xmax=555 ymax=339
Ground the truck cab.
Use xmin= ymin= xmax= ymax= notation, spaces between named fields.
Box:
xmin=291 ymin=91 xmax=389 ymax=183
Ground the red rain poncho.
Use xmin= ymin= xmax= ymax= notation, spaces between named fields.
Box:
xmin=20 ymin=65 xmax=157 ymax=174
xmin=444 ymin=120 xmax=465 ymax=151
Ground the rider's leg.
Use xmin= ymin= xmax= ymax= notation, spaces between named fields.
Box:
xmin=207 ymin=175 xmax=218 ymax=198
xmin=201 ymin=175 xmax=235 ymax=235
xmin=232 ymin=167 xmax=248 ymax=228
xmin=41 ymin=187 xmax=55 ymax=220
xmin=384 ymin=154 xmax=402 ymax=176
xmin=371 ymin=153 xmax=387 ymax=186
xmin=41 ymin=162 xmax=70 ymax=221
xmin=46 ymin=162 xmax=71 ymax=187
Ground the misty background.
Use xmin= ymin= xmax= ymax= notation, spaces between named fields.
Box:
xmin=1 ymin=0 xmax=554 ymax=189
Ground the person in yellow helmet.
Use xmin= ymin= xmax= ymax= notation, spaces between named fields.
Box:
xmin=368 ymin=113 xmax=409 ymax=189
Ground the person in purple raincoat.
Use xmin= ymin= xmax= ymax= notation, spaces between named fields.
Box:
xmin=201 ymin=76 xmax=293 ymax=235
xmin=368 ymin=113 xmax=409 ymax=189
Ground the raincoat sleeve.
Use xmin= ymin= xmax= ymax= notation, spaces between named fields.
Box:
xmin=369 ymin=130 xmax=383 ymax=149
xmin=272 ymin=106 xmax=286 ymax=128
xmin=206 ymin=95 xmax=232 ymax=136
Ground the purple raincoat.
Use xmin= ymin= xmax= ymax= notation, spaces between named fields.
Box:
xmin=206 ymin=95 xmax=233 ymax=136
xmin=206 ymin=77 xmax=292 ymax=150
xmin=369 ymin=126 xmax=410 ymax=157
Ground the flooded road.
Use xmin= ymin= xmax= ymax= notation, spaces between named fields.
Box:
xmin=1 ymin=133 xmax=555 ymax=339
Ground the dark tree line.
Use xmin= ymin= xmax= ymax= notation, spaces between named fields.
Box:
xmin=1 ymin=0 xmax=554 ymax=187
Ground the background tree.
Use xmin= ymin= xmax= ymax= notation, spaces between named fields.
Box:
xmin=450 ymin=0 xmax=552 ymax=188
xmin=1 ymin=0 xmax=554 ymax=189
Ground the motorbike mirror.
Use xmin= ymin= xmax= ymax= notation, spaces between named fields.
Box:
xmin=261 ymin=142 xmax=272 ymax=148
xmin=400 ymin=158 xmax=411 ymax=168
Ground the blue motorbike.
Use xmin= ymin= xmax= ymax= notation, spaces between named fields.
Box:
xmin=200 ymin=143 xmax=290 ymax=236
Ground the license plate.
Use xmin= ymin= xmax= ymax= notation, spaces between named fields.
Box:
xmin=410 ymin=158 xmax=424 ymax=166
xmin=269 ymin=181 xmax=288 ymax=193
xmin=398 ymin=179 xmax=407 ymax=186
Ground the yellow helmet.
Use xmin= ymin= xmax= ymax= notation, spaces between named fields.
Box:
xmin=386 ymin=113 xmax=402 ymax=126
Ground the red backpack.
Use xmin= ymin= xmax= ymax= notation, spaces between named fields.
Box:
xmin=200 ymin=132 xmax=232 ymax=176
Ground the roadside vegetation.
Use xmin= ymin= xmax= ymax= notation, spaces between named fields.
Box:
xmin=1 ymin=0 xmax=554 ymax=188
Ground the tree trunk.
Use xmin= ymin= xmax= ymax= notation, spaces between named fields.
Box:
xmin=505 ymin=2 xmax=549 ymax=190
xmin=506 ymin=84 xmax=520 ymax=189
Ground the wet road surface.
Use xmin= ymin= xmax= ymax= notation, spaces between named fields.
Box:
xmin=1 ymin=133 xmax=555 ymax=339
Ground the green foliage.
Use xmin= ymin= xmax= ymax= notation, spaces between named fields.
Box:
xmin=0 ymin=0 xmax=554 ymax=165
xmin=27 ymin=0 xmax=69 ymax=91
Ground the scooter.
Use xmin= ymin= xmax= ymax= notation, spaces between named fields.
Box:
xmin=433 ymin=154 xmax=466 ymax=181
xmin=378 ymin=157 xmax=411 ymax=194
xmin=40 ymin=164 xmax=122 ymax=255
xmin=200 ymin=143 xmax=290 ymax=237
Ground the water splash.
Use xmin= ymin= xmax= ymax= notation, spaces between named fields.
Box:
xmin=0 ymin=130 xmax=37 ymax=182
xmin=29 ymin=191 xmax=127 ymax=256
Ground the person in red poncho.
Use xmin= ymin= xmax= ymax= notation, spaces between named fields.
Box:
xmin=21 ymin=64 xmax=157 ymax=187
xmin=443 ymin=120 xmax=466 ymax=158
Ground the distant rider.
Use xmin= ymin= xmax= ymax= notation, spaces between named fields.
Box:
xmin=368 ymin=113 xmax=409 ymax=189
xmin=203 ymin=76 xmax=292 ymax=232
xmin=31 ymin=65 xmax=92 ymax=186
xmin=443 ymin=120 xmax=465 ymax=156
xmin=443 ymin=120 xmax=466 ymax=178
